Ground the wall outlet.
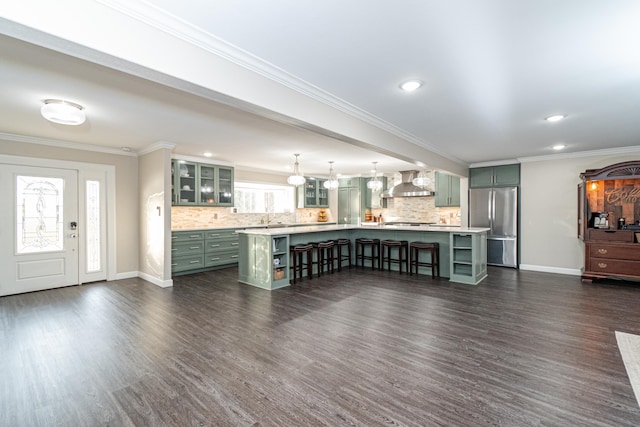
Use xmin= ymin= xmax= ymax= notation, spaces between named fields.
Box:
xmin=214 ymin=213 xmax=218 ymax=219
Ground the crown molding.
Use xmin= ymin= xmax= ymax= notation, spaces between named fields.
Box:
xmin=469 ymin=159 xmax=520 ymax=168
xmin=138 ymin=141 xmax=176 ymax=156
xmin=96 ymin=0 xmax=464 ymax=166
xmin=0 ymin=132 xmax=138 ymax=157
xmin=517 ymin=145 xmax=640 ymax=163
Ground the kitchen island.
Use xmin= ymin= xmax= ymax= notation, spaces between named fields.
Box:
xmin=237 ymin=224 xmax=489 ymax=290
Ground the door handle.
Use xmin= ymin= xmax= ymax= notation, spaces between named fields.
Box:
xmin=69 ymin=233 xmax=77 ymax=238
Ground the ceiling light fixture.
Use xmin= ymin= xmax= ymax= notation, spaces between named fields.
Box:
xmin=552 ymin=144 xmax=567 ymax=150
xmin=287 ymin=154 xmax=305 ymax=186
xmin=323 ymin=161 xmax=339 ymax=189
xmin=545 ymin=114 xmax=566 ymax=122
xmin=41 ymin=99 xmax=85 ymax=125
xmin=400 ymin=80 xmax=423 ymax=92
xmin=203 ymin=152 xmax=213 ymax=157
xmin=367 ymin=162 xmax=383 ymax=191
xmin=412 ymin=170 xmax=431 ymax=188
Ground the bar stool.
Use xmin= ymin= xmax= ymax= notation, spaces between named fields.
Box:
xmin=289 ymin=244 xmax=313 ymax=284
xmin=355 ymin=238 xmax=380 ymax=269
xmin=409 ymin=242 xmax=440 ymax=278
xmin=380 ymin=240 xmax=409 ymax=274
xmin=333 ymin=238 xmax=352 ymax=271
xmin=311 ymin=240 xmax=335 ymax=276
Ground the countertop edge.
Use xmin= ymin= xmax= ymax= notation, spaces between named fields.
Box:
xmin=236 ymin=225 xmax=490 ymax=236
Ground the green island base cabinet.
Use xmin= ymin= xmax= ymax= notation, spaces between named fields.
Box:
xmin=171 ymin=228 xmax=239 ymax=276
xmin=450 ymin=232 xmax=487 ymax=285
xmin=238 ymin=234 xmax=291 ymax=290
xmin=237 ymin=225 xmax=489 ymax=290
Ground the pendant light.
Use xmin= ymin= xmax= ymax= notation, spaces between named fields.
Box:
xmin=287 ymin=154 xmax=306 ymax=186
xmin=323 ymin=161 xmax=339 ymax=189
xmin=367 ymin=161 xmax=383 ymax=191
xmin=412 ymin=170 xmax=431 ymax=188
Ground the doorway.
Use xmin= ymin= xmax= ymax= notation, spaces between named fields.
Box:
xmin=0 ymin=156 xmax=115 ymax=296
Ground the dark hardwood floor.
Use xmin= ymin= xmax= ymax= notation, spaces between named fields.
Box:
xmin=2 ymin=266 xmax=640 ymax=426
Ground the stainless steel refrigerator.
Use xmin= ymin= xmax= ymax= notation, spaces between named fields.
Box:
xmin=469 ymin=187 xmax=518 ymax=267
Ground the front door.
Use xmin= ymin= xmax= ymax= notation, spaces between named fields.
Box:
xmin=0 ymin=165 xmax=79 ymax=296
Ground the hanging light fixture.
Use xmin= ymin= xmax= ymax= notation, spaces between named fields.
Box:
xmin=367 ymin=161 xmax=383 ymax=191
xmin=41 ymin=99 xmax=86 ymax=125
xmin=287 ymin=154 xmax=306 ymax=186
xmin=412 ymin=170 xmax=431 ymax=188
xmin=323 ymin=161 xmax=339 ymax=189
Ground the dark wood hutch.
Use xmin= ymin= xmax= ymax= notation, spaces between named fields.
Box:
xmin=579 ymin=161 xmax=640 ymax=281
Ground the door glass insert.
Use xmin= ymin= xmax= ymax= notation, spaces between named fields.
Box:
xmin=86 ymin=180 xmax=101 ymax=272
xmin=16 ymin=175 xmax=64 ymax=254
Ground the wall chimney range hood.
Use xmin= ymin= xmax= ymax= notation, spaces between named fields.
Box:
xmin=380 ymin=170 xmax=434 ymax=198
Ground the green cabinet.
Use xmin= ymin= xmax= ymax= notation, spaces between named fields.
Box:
xmin=469 ymin=164 xmax=519 ymax=188
xmin=297 ymin=177 xmax=329 ymax=208
xmin=171 ymin=228 xmax=239 ymax=275
xmin=435 ymin=172 xmax=460 ymax=207
xmin=449 ymin=232 xmax=487 ymax=285
xmin=238 ymin=233 xmax=290 ymax=290
xmin=364 ymin=177 xmax=387 ymax=209
xmin=171 ymin=231 xmax=205 ymax=273
xmin=172 ymin=160 xmax=234 ymax=206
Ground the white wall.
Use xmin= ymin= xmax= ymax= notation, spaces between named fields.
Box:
xmin=520 ymin=150 xmax=640 ymax=275
xmin=139 ymin=146 xmax=173 ymax=287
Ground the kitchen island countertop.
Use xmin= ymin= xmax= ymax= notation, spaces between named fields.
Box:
xmin=236 ymin=224 xmax=488 ymax=236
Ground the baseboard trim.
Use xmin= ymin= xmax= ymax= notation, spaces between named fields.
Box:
xmin=519 ymin=264 xmax=582 ymax=276
xmin=112 ymin=271 xmax=173 ymax=288
xmin=138 ymin=271 xmax=174 ymax=288
xmin=113 ymin=271 xmax=139 ymax=280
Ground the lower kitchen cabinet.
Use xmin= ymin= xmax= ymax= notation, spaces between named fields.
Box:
xmin=449 ymin=232 xmax=487 ymax=285
xmin=172 ymin=228 xmax=239 ymax=275
xmin=238 ymin=233 xmax=290 ymax=290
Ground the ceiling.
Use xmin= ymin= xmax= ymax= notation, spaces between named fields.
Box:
xmin=1 ymin=1 xmax=640 ymax=178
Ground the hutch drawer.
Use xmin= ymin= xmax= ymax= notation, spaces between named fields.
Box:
xmin=588 ymin=257 xmax=640 ymax=276
xmin=588 ymin=229 xmax=634 ymax=242
xmin=587 ymin=243 xmax=640 ymax=261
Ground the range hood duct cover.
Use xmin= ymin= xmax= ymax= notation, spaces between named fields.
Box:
xmin=380 ymin=170 xmax=434 ymax=198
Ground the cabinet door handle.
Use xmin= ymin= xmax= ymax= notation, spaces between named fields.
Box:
xmin=190 ymin=246 xmax=200 ymax=250
xmin=189 ymin=235 xmax=200 ymax=238
xmin=598 ymin=263 xmax=607 ymax=269
xmin=231 ymin=255 xmax=239 ymax=258
xmin=231 ymin=242 xmax=238 ymax=246
xmin=189 ymin=260 xmax=200 ymax=264
xmin=210 ymin=244 xmax=220 ymax=248
xmin=598 ymin=248 xmax=607 ymax=254
xmin=210 ymin=257 xmax=220 ymax=261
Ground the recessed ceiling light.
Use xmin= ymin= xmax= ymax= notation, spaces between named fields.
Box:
xmin=41 ymin=99 xmax=85 ymax=125
xmin=203 ymin=152 xmax=212 ymax=157
xmin=552 ymin=144 xmax=567 ymax=150
xmin=400 ymin=80 xmax=423 ymax=92
xmin=545 ymin=114 xmax=566 ymax=122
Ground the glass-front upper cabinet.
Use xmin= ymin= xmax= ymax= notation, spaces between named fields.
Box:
xmin=172 ymin=159 xmax=234 ymax=206
xmin=317 ymin=179 xmax=329 ymax=207
xmin=198 ymin=164 xmax=216 ymax=205
xmin=217 ymin=166 xmax=234 ymax=206
xmin=174 ymin=160 xmax=197 ymax=205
